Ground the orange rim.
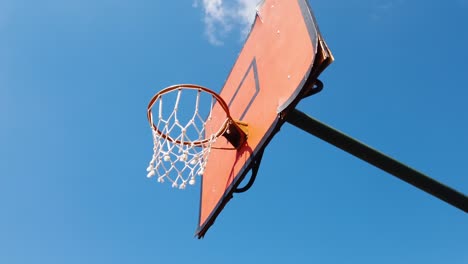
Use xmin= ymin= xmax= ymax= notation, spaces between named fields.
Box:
xmin=147 ymin=84 xmax=232 ymax=146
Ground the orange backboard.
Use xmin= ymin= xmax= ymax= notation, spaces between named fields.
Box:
xmin=197 ymin=0 xmax=333 ymax=238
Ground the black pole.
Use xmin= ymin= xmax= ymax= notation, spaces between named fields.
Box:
xmin=286 ymin=109 xmax=468 ymax=213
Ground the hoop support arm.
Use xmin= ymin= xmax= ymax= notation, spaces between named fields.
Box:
xmin=286 ymin=108 xmax=468 ymax=213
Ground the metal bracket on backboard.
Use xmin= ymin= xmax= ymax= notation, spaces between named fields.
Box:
xmin=223 ymin=121 xmax=248 ymax=149
xmin=302 ymin=79 xmax=323 ymax=99
xmin=234 ymin=147 xmax=265 ymax=193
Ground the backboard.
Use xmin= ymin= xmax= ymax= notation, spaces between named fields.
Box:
xmin=196 ymin=0 xmax=333 ymax=238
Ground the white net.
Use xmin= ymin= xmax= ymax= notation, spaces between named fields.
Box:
xmin=146 ymin=87 xmax=228 ymax=189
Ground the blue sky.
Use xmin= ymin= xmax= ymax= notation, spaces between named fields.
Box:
xmin=2 ymin=0 xmax=467 ymax=263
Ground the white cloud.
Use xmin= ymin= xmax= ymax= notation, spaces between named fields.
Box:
xmin=194 ymin=0 xmax=261 ymax=45
xmin=237 ymin=0 xmax=260 ymax=36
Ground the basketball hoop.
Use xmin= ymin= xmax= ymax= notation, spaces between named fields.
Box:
xmin=146 ymin=84 xmax=247 ymax=189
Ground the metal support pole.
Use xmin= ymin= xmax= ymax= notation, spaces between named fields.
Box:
xmin=286 ymin=108 xmax=468 ymax=213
